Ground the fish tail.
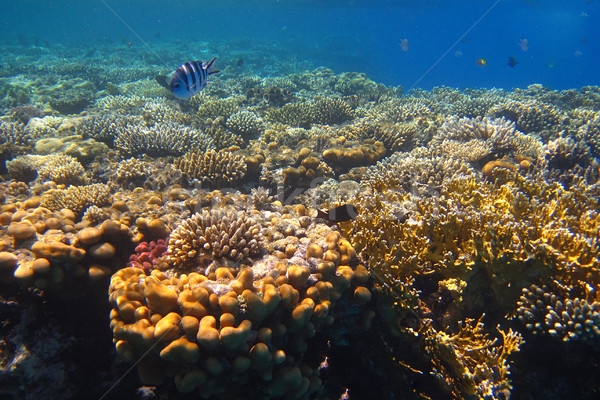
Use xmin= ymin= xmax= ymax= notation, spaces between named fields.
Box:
xmin=205 ymin=57 xmax=219 ymax=75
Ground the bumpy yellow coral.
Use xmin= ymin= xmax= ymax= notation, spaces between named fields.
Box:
xmin=108 ymin=202 xmax=372 ymax=398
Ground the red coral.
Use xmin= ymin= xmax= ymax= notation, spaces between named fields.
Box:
xmin=128 ymin=239 xmax=168 ymax=273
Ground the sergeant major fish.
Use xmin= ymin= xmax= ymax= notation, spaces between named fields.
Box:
xmin=156 ymin=57 xmax=219 ymax=99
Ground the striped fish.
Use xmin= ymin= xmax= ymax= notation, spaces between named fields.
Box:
xmin=156 ymin=57 xmax=219 ymax=99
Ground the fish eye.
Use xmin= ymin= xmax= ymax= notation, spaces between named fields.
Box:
xmin=173 ymin=83 xmax=180 ymax=88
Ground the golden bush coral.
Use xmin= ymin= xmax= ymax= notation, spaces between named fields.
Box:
xmin=424 ymin=316 xmax=523 ymax=399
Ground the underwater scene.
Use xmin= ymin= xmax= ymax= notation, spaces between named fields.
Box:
xmin=1 ymin=0 xmax=600 ymax=399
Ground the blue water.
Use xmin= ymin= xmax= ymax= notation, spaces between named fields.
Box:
xmin=2 ymin=0 xmax=598 ymax=90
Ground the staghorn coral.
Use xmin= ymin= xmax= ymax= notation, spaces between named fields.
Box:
xmin=41 ymin=183 xmax=111 ymax=217
xmin=516 ymin=284 xmax=600 ymax=344
xmin=115 ymin=122 xmax=214 ymax=157
xmin=6 ymin=154 xmax=88 ymax=185
xmin=174 ymin=150 xmax=247 ymax=188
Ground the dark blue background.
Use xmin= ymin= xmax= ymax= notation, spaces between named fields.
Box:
xmin=2 ymin=0 xmax=598 ymax=90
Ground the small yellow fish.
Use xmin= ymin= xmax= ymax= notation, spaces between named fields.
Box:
xmin=476 ymin=58 xmax=487 ymax=66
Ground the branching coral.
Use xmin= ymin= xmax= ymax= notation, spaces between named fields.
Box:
xmin=166 ymin=208 xmax=262 ymax=269
xmin=225 ymin=110 xmax=264 ymax=140
xmin=516 ymin=284 xmax=600 ymax=344
xmin=174 ymin=150 xmax=247 ymax=188
xmin=108 ymin=202 xmax=372 ymax=398
xmin=432 ymin=116 xmax=542 ymax=163
xmin=424 ymin=316 xmax=523 ymax=399
xmin=41 ymin=183 xmax=112 ymax=217
xmin=6 ymin=154 xmax=88 ymax=185
xmin=115 ymin=122 xmax=214 ymax=157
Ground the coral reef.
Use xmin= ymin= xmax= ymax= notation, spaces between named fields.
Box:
xmin=108 ymin=202 xmax=372 ymax=398
xmin=1 ymin=39 xmax=600 ymax=399
xmin=41 ymin=183 xmax=112 ymax=217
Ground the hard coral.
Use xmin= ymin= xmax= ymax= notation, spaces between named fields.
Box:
xmin=41 ymin=183 xmax=111 ymax=217
xmin=225 ymin=110 xmax=264 ymax=140
xmin=517 ymin=284 xmax=600 ymax=344
xmin=6 ymin=154 xmax=88 ymax=185
xmin=108 ymin=202 xmax=372 ymax=398
xmin=174 ymin=150 xmax=247 ymax=188
xmin=166 ymin=208 xmax=262 ymax=270
xmin=115 ymin=122 xmax=213 ymax=157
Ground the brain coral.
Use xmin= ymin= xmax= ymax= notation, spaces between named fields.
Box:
xmin=108 ymin=202 xmax=372 ymax=398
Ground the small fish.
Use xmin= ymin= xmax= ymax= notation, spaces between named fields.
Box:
xmin=236 ymin=58 xmax=244 ymax=66
xmin=127 ymin=41 xmax=134 ymax=48
xmin=574 ymin=50 xmax=583 ymax=57
xmin=454 ymin=50 xmax=463 ymax=57
xmin=398 ymin=38 xmax=410 ymax=51
xmin=580 ymin=11 xmax=589 ymax=17
xmin=519 ymin=38 xmax=529 ymax=51
xmin=156 ymin=58 xmax=219 ymax=99
xmin=507 ymin=56 xmax=519 ymax=67
xmin=476 ymin=58 xmax=487 ymax=67
xmin=316 ymin=204 xmax=358 ymax=224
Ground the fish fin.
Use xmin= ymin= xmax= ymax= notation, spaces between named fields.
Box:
xmin=155 ymin=75 xmax=170 ymax=89
xmin=204 ymin=57 xmax=219 ymax=75
xmin=316 ymin=209 xmax=329 ymax=220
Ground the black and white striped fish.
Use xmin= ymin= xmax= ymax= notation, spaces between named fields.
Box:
xmin=156 ymin=57 xmax=219 ymax=99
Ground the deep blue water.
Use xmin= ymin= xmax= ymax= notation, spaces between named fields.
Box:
xmin=2 ymin=0 xmax=599 ymax=90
